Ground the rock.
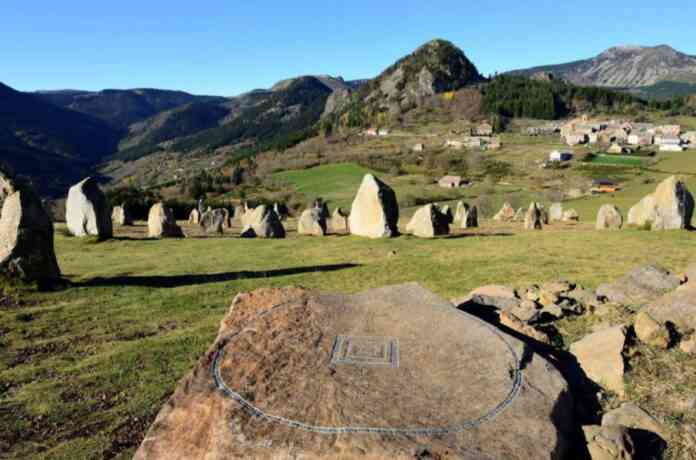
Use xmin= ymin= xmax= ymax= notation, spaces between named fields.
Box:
xmin=66 ymin=177 xmax=112 ymax=238
xmin=406 ymin=204 xmax=450 ymax=238
xmin=685 ymin=262 xmax=696 ymax=284
xmin=461 ymin=205 xmax=478 ymax=229
xmin=541 ymin=280 xmax=573 ymax=296
xmin=43 ymin=198 xmax=66 ymax=223
xmin=627 ymin=176 xmax=694 ymax=230
xmin=468 ymin=285 xmax=520 ymax=311
xmin=111 ymin=205 xmax=132 ymax=226
xmin=240 ymin=205 xmax=285 ymax=238
xmin=297 ymin=207 xmax=327 ymax=236
xmin=583 ymin=425 xmax=635 ymax=460
xmin=524 ymin=202 xmax=543 ymax=230
xmin=633 ymin=312 xmax=670 ymax=349
xmin=220 ymin=208 xmax=232 ymax=228
xmin=440 ymin=205 xmax=454 ymax=224
xmin=348 ymin=174 xmax=399 ymax=238
xmin=680 ymin=335 xmax=696 ymax=354
xmin=148 ymin=203 xmax=184 ymax=238
xmin=570 ymin=325 xmax=626 ymax=397
xmin=329 ymin=208 xmax=349 ymax=233
xmin=561 ymin=209 xmax=580 ymax=222
xmin=596 ymin=205 xmax=623 ymax=230
xmin=0 ymin=170 xmax=61 ymax=282
xmin=602 ymin=403 xmax=668 ymax=441
xmin=644 ymin=282 xmax=696 ymax=332
xmin=549 ymin=203 xmax=563 ymax=222
xmin=134 ymin=283 xmax=575 ymax=460
xmin=513 ymin=207 xmax=525 ymax=222
xmin=509 ymin=300 xmax=541 ymax=323
xmin=597 ymin=264 xmax=681 ymax=306
xmin=273 ymin=202 xmax=289 ymax=221
xmin=493 ymin=202 xmax=515 ymax=222
xmin=538 ymin=204 xmax=550 ymax=224
xmin=499 ymin=311 xmax=550 ymax=344
xmin=200 ymin=209 xmax=226 ymax=235
xmin=454 ymin=201 xmax=468 ymax=224
xmin=412 ymin=143 xmax=424 ymax=152
xmin=188 ymin=209 xmax=200 ymax=225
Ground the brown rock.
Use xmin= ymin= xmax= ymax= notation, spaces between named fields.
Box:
xmin=493 ymin=202 xmax=515 ymax=222
xmin=499 ymin=311 xmax=550 ymax=344
xmin=602 ymin=403 xmax=668 ymax=441
xmin=406 ymin=203 xmax=450 ymax=238
xmin=680 ymin=335 xmax=696 ymax=354
xmin=135 ymin=283 xmax=574 ymax=460
xmin=583 ymin=424 xmax=635 ymax=460
xmin=644 ymin=281 xmax=696 ymax=332
xmin=633 ymin=312 xmax=670 ymax=349
xmin=570 ymin=325 xmax=626 ymax=397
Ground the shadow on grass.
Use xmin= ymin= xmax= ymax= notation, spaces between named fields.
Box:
xmin=75 ymin=263 xmax=361 ymax=288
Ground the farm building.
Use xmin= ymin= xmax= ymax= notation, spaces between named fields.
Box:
xmin=591 ymin=178 xmax=620 ymax=194
xmin=438 ymin=175 xmax=468 ymax=188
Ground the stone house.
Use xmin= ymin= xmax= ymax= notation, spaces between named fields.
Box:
xmin=438 ymin=175 xmax=465 ymax=188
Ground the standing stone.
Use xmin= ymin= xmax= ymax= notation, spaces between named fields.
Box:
xmin=461 ymin=205 xmax=478 ymax=229
xmin=274 ymin=202 xmax=289 ymax=221
xmin=454 ymin=201 xmax=469 ymax=224
xmin=240 ymin=205 xmax=285 ymax=238
xmin=297 ymin=207 xmax=327 ymax=236
xmin=627 ymin=176 xmax=694 ymax=230
xmin=562 ymin=209 xmax=580 ymax=222
xmin=348 ymin=174 xmax=399 ymax=238
xmin=493 ymin=202 xmax=515 ymax=222
xmin=329 ymin=208 xmax=349 ymax=233
xmin=0 ymin=171 xmax=61 ymax=282
xmin=524 ymin=202 xmax=543 ymax=230
xmin=66 ymin=177 xmax=112 ymax=238
xmin=596 ymin=205 xmax=623 ymax=230
xmin=148 ymin=203 xmax=184 ymax=238
xmin=440 ymin=205 xmax=454 ymax=224
xmin=188 ymin=209 xmax=200 ymax=225
xmin=220 ymin=208 xmax=232 ymax=228
xmin=406 ymin=204 xmax=450 ymax=238
xmin=200 ymin=209 xmax=226 ymax=235
xmin=513 ymin=207 xmax=525 ymax=222
xmin=549 ymin=203 xmax=563 ymax=222
xmin=538 ymin=204 xmax=549 ymax=224
xmin=570 ymin=325 xmax=627 ymax=397
xmin=111 ymin=205 xmax=132 ymax=226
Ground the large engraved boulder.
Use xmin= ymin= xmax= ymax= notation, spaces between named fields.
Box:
xmin=348 ymin=174 xmax=399 ymax=238
xmin=134 ymin=283 xmax=575 ymax=460
xmin=0 ymin=171 xmax=61 ymax=282
xmin=66 ymin=177 xmax=112 ymax=238
xmin=405 ymin=203 xmax=450 ymax=238
xmin=148 ymin=203 xmax=184 ymax=238
xmin=240 ymin=205 xmax=285 ymax=238
xmin=627 ymin=176 xmax=694 ymax=230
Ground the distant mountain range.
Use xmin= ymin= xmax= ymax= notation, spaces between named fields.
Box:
xmin=511 ymin=45 xmax=696 ymax=99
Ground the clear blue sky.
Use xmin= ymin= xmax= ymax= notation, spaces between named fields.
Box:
xmin=4 ymin=1 xmax=695 ymax=96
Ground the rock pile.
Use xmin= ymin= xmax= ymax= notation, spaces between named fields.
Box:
xmin=0 ymin=170 xmax=61 ymax=282
xmin=348 ymin=174 xmax=399 ymax=238
xmin=66 ymin=177 xmax=112 ymax=238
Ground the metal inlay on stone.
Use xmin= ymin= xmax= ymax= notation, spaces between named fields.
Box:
xmin=330 ymin=335 xmax=399 ymax=368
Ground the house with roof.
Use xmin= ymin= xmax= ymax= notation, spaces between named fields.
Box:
xmin=591 ymin=178 xmax=620 ymax=194
xmin=438 ymin=175 xmax=468 ymax=188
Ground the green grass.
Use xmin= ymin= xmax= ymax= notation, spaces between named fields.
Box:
xmin=2 ymin=221 xmax=696 ymax=459
xmin=589 ymin=154 xmax=645 ymax=167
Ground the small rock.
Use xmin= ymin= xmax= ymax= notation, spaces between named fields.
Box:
xmin=633 ymin=312 xmax=670 ymax=349
xmin=499 ymin=311 xmax=550 ymax=344
xmin=602 ymin=403 xmax=668 ymax=441
xmin=509 ymin=300 xmax=541 ymax=323
xmin=468 ymin=285 xmax=520 ymax=310
xmin=680 ymin=335 xmax=696 ymax=354
xmin=583 ymin=424 xmax=635 ymax=460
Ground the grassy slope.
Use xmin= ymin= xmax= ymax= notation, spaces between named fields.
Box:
xmin=2 ymin=219 xmax=696 ymax=459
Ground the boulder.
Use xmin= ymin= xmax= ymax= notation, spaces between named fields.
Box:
xmin=549 ymin=203 xmax=563 ymax=222
xmin=596 ymin=204 xmax=623 ymax=230
xmin=440 ymin=205 xmax=454 ymax=224
xmin=627 ymin=176 xmax=694 ymax=230
xmin=148 ymin=203 xmax=184 ymax=238
xmin=297 ymin=207 xmax=327 ymax=236
xmin=348 ymin=174 xmax=399 ymax=238
xmin=513 ymin=207 xmax=525 ymax=222
xmin=0 ymin=171 xmax=61 ymax=282
xmin=524 ymin=202 xmax=543 ymax=230
xmin=188 ymin=209 xmax=200 ymax=225
xmin=466 ymin=285 xmax=521 ymax=311
xmin=329 ymin=208 xmax=349 ymax=233
xmin=583 ymin=425 xmax=635 ymax=460
xmin=493 ymin=202 xmax=515 ymax=222
xmin=200 ymin=209 xmax=226 ymax=235
xmin=644 ymin=282 xmax=696 ymax=332
xmin=454 ymin=201 xmax=468 ymax=224
xmin=462 ymin=205 xmax=478 ymax=228
xmin=538 ymin=204 xmax=549 ymax=224
xmin=633 ymin=312 xmax=670 ymax=349
xmin=43 ymin=198 xmax=66 ymax=223
xmin=405 ymin=203 xmax=450 ymax=238
xmin=134 ymin=283 xmax=575 ymax=460
xmin=111 ymin=205 xmax=132 ymax=226
xmin=240 ymin=205 xmax=285 ymax=238
xmin=66 ymin=177 xmax=112 ymax=238
xmin=570 ymin=325 xmax=626 ymax=397
xmin=597 ymin=264 xmax=681 ymax=306
xmin=561 ymin=209 xmax=580 ymax=222
xmin=602 ymin=403 xmax=668 ymax=441
xmin=680 ymin=335 xmax=696 ymax=354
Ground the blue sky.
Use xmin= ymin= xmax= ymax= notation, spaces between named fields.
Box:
xmin=3 ymin=1 xmax=695 ymax=96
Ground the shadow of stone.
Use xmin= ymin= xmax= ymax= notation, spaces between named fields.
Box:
xmin=444 ymin=232 xmax=515 ymax=239
xmin=630 ymin=428 xmax=667 ymax=460
xmin=76 ymin=263 xmax=361 ymax=288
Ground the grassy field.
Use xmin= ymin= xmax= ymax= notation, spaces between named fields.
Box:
xmin=1 ymin=218 xmax=696 ymax=459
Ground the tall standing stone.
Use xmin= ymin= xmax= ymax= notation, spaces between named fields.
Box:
xmin=348 ymin=174 xmax=399 ymax=238
xmin=524 ymin=202 xmax=543 ymax=230
xmin=0 ymin=171 xmax=61 ymax=282
xmin=549 ymin=203 xmax=563 ymax=222
xmin=297 ymin=207 xmax=327 ymax=236
xmin=111 ymin=205 xmax=132 ymax=226
xmin=627 ymin=176 xmax=694 ymax=230
xmin=188 ymin=209 xmax=200 ymax=225
xmin=148 ymin=203 xmax=184 ymax=238
xmin=596 ymin=204 xmax=623 ymax=230
xmin=406 ymin=203 xmax=450 ymax=238
xmin=454 ymin=201 xmax=469 ymax=224
xmin=66 ymin=177 xmax=112 ymax=238
xmin=462 ymin=205 xmax=478 ymax=228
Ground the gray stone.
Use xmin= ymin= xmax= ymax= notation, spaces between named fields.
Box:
xmin=596 ymin=204 xmax=623 ymax=230
xmin=406 ymin=203 xmax=450 ymax=238
xmin=329 ymin=208 xmax=349 ymax=233
xmin=583 ymin=425 xmax=635 ymax=460
xmin=461 ymin=205 xmax=478 ymax=229
xmin=240 ymin=205 xmax=285 ymax=238
xmin=348 ymin=174 xmax=399 ymax=238
xmin=597 ymin=264 xmax=681 ymax=306
xmin=111 ymin=205 xmax=132 ymax=226
xmin=644 ymin=282 xmax=696 ymax=332
xmin=66 ymin=177 xmax=112 ymax=238
xmin=298 ymin=207 xmax=327 ymax=236
xmin=627 ymin=176 xmax=694 ymax=230
xmin=524 ymin=202 xmax=543 ymax=230
xmin=148 ymin=203 xmax=184 ymax=238
xmin=602 ymin=403 xmax=668 ymax=441
xmin=549 ymin=203 xmax=563 ymax=222
xmin=200 ymin=209 xmax=226 ymax=235
xmin=570 ymin=325 xmax=626 ymax=397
